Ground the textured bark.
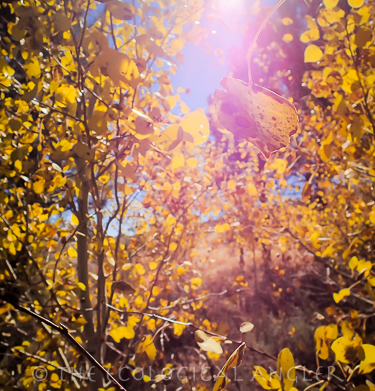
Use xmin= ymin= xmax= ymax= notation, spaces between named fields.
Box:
xmin=76 ymin=156 xmax=95 ymax=340
xmin=75 ymin=157 xmax=103 ymax=390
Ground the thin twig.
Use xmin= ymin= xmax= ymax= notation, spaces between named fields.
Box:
xmin=2 ymin=298 xmax=126 ymax=391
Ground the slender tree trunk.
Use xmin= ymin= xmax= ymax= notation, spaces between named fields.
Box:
xmin=76 ymin=157 xmax=94 ymax=340
xmin=97 ymin=240 xmax=105 ymax=363
xmin=75 ymin=157 xmax=103 ymax=389
xmin=252 ymin=242 xmax=258 ymax=293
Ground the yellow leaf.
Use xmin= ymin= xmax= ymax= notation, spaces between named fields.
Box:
xmin=271 ymin=158 xmax=288 ymax=174
xmin=326 ymin=324 xmax=338 ymax=340
xmin=253 ymin=366 xmax=281 ymax=390
xmin=228 ymin=179 xmax=237 ymax=189
xmin=88 ymin=112 xmax=108 ymax=136
xmin=135 ymin=295 xmax=143 ymax=307
xmin=24 ymin=58 xmax=41 ymax=78
xmin=248 ymin=184 xmax=258 ymax=196
xmin=180 ymin=101 xmax=190 ymax=114
xmin=356 ymin=260 xmax=372 ymax=277
xmin=282 ymin=18 xmax=293 ymax=25
xmin=124 ymin=185 xmax=133 ymax=195
xmin=277 ymin=348 xmax=295 ymax=391
xmin=68 ymin=248 xmax=77 ymax=257
xmin=170 ymin=153 xmax=184 ymax=170
xmin=154 ymin=124 xmax=180 ymax=151
xmin=300 ymin=29 xmax=320 ymax=43
xmin=77 ymin=282 xmax=86 ymax=291
xmin=55 ymin=85 xmax=77 ymax=116
xmin=38 ymin=382 xmax=47 ymax=391
xmin=177 ymin=266 xmax=185 ymax=275
xmin=128 ymin=109 xmax=154 ymax=136
xmin=214 ymin=223 xmax=230 ymax=233
xmin=187 ymin=157 xmax=197 ymax=167
xmin=213 ymin=343 xmax=246 ymax=391
xmin=315 ymin=325 xmax=338 ymax=359
xmin=358 ymin=6 xmax=370 ymax=24
xmin=195 ymin=330 xmax=223 ymax=354
xmin=215 ymin=224 xmax=223 ymax=233
xmin=319 ymin=131 xmax=333 ymax=161
xmin=341 ymin=320 xmax=355 ymax=339
xmin=359 ymin=344 xmax=375 ymax=374
xmin=324 ymin=0 xmax=339 ymax=8
xmin=170 ymin=242 xmax=178 ymax=251
xmin=369 ymin=209 xmax=375 ymax=224
xmin=134 ymin=263 xmax=145 ymax=276
xmin=98 ymin=175 xmax=110 ymax=184
xmin=332 ymin=335 xmax=362 ymax=363
xmin=110 ymin=325 xmax=135 ymax=342
xmin=315 ymin=326 xmax=329 ymax=359
xmin=136 ymin=335 xmax=156 ymax=362
xmin=71 ymin=214 xmax=79 ymax=226
xmin=149 ymin=262 xmax=158 ymax=270
xmin=283 ymin=34 xmax=293 ymax=43
xmin=165 ymin=96 xmax=177 ymax=111
xmin=152 ymin=286 xmax=161 ymax=296
xmin=180 ymin=109 xmax=210 ymax=144
xmin=349 ymin=256 xmax=359 ymax=269
xmin=342 ymin=247 xmax=351 ymax=260
xmin=33 ymin=178 xmax=45 ymax=194
xmin=368 ymin=276 xmax=375 ymax=287
xmin=321 ymin=244 xmax=334 ymax=258
xmin=0 ymin=303 xmax=11 ymax=315
xmin=174 ymin=322 xmax=185 ymax=336
xmin=75 ymin=316 xmax=87 ymax=325
xmin=96 ymin=50 xmax=140 ymax=86
xmin=214 ymin=77 xmax=298 ymax=159
xmin=304 ymin=44 xmax=323 ymax=63
xmin=348 ymin=0 xmax=364 ymax=7
xmin=191 ymin=277 xmax=202 ymax=288
xmin=333 ymin=288 xmax=351 ymax=303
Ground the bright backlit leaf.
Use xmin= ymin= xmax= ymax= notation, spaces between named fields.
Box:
xmin=195 ymin=330 xmax=223 ymax=354
xmin=214 ymin=77 xmax=298 ymax=159
xmin=180 ymin=109 xmax=210 ymax=145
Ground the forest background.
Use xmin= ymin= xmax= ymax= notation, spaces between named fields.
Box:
xmin=1 ymin=0 xmax=375 ymax=390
